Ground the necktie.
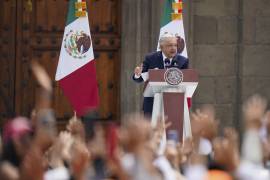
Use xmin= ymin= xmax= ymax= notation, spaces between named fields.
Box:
xmin=164 ymin=58 xmax=170 ymax=69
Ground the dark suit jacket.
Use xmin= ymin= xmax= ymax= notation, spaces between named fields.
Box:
xmin=133 ymin=51 xmax=189 ymax=116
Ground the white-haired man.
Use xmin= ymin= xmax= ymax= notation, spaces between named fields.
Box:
xmin=133 ymin=34 xmax=189 ymax=117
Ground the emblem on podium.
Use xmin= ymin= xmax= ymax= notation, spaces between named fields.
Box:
xmin=164 ymin=67 xmax=183 ymax=85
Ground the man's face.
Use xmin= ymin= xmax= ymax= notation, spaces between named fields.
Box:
xmin=160 ymin=37 xmax=177 ymax=58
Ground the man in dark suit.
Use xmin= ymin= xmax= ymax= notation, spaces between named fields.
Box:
xmin=133 ymin=34 xmax=189 ymax=117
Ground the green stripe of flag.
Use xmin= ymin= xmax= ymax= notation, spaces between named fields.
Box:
xmin=66 ymin=0 xmax=79 ymax=26
xmin=161 ymin=0 xmax=174 ymax=27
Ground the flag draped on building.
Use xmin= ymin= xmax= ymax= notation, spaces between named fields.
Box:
xmin=157 ymin=0 xmax=187 ymax=58
xmin=55 ymin=0 xmax=99 ymax=116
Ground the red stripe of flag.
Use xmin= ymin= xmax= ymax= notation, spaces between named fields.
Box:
xmin=59 ymin=60 xmax=99 ymax=116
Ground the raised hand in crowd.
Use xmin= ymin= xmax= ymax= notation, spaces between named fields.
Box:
xmin=31 ymin=61 xmax=52 ymax=93
xmin=67 ymin=116 xmax=86 ymax=141
xmin=212 ymin=135 xmax=239 ymax=172
xmin=31 ymin=61 xmax=53 ymax=110
xmin=20 ymin=146 xmax=44 ymax=180
xmin=191 ymin=107 xmax=218 ymax=155
xmin=119 ymin=114 xmax=162 ymax=178
xmin=47 ymin=131 xmax=74 ymax=168
xmin=262 ymin=111 xmax=270 ymax=163
xmin=151 ymin=116 xmax=171 ymax=152
xmin=191 ymin=109 xmax=217 ymax=141
xmin=198 ymin=105 xmax=218 ymax=142
xmin=180 ymin=138 xmax=193 ymax=162
xmin=87 ymin=124 xmax=107 ymax=158
xmin=70 ymin=141 xmax=90 ymax=180
xmin=243 ymin=94 xmax=267 ymax=129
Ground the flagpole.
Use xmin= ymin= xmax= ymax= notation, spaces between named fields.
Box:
xmin=74 ymin=111 xmax=77 ymax=121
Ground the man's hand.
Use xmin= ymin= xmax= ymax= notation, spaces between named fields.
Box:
xmin=134 ymin=64 xmax=142 ymax=76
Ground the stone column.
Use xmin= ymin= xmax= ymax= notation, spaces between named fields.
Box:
xmin=120 ymin=0 xmax=163 ymax=116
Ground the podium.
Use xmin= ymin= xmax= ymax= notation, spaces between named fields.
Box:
xmin=143 ymin=69 xmax=198 ymax=142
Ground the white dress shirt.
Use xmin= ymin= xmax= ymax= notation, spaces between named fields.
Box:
xmin=162 ymin=53 xmax=173 ymax=67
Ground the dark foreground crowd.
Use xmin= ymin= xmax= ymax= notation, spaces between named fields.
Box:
xmin=0 ymin=62 xmax=270 ymax=180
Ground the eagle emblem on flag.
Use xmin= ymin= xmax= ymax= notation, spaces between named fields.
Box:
xmin=64 ymin=30 xmax=91 ymax=59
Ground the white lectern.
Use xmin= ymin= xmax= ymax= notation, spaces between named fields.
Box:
xmin=143 ymin=69 xmax=198 ymax=142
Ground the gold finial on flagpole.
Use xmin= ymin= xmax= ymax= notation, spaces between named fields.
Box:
xmin=172 ymin=2 xmax=183 ymax=10
xmin=75 ymin=0 xmax=87 ymax=17
xmin=171 ymin=0 xmax=183 ymax=20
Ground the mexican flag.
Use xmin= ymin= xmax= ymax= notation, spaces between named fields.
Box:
xmin=158 ymin=0 xmax=191 ymax=107
xmin=157 ymin=0 xmax=188 ymax=58
xmin=55 ymin=0 xmax=99 ymax=116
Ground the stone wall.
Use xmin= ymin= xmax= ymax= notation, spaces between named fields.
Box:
xmin=191 ymin=0 xmax=240 ymax=128
xmin=121 ymin=0 xmax=270 ymax=129
xmin=192 ymin=0 xmax=270 ymax=129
